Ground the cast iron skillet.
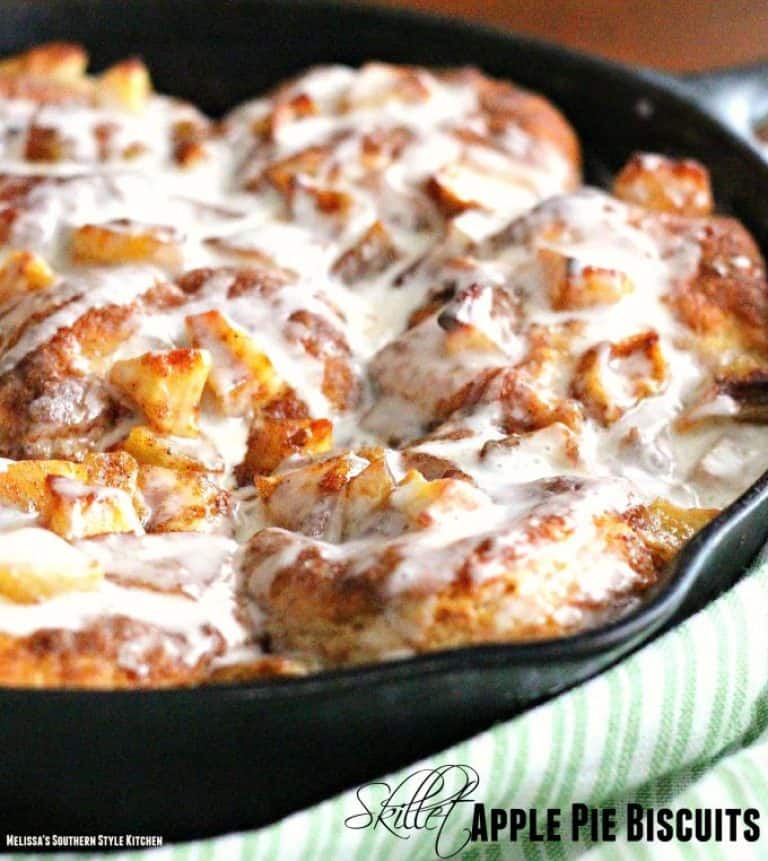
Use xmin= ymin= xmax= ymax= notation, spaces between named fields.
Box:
xmin=3 ymin=0 xmax=768 ymax=842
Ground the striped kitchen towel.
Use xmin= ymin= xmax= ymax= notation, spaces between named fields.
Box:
xmin=45 ymin=551 xmax=768 ymax=860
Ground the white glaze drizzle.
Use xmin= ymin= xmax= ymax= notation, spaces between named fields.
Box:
xmin=0 ymin=61 xmax=763 ymax=668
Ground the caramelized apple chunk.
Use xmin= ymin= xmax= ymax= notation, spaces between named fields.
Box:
xmin=82 ymin=451 xmax=140 ymax=495
xmin=71 ymin=220 xmax=183 ymax=271
xmin=109 ymin=348 xmax=212 ymax=436
xmin=120 ymin=425 xmax=224 ymax=473
xmin=137 ymin=464 xmax=229 ymax=533
xmin=261 ymin=92 xmax=319 ymax=141
xmin=0 ymin=42 xmax=87 ymax=82
xmin=24 ymin=125 xmax=69 ymax=162
xmin=0 ymin=453 xmax=140 ymax=519
xmin=172 ymin=118 xmax=211 ymax=168
xmin=43 ymin=475 xmax=143 ymax=540
xmin=185 ymin=310 xmax=284 ymax=416
xmin=96 ymin=58 xmax=152 ymax=112
xmin=537 ymin=247 xmax=634 ymax=310
xmin=613 ymin=152 xmax=713 ymax=217
xmin=389 ymin=470 xmax=486 ymax=529
xmin=427 ymin=160 xmax=535 ymax=216
xmin=256 ymin=453 xmax=362 ymax=540
xmin=342 ymin=62 xmax=431 ymax=110
xmin=632 ymin=499 xmax=719 ymax=563
xmin=572 ymin=331 xmax=668 ymax=425
xmin=331 ymin=221 xmax=400 ymax=284
xmin=0 ymin=251 xmax=55 ymax=303
xmin=261 ymin=145 xmax=330 ymax=195
xmin=236 ymin=417 xmax=333 ymax=482
xmin=436 ymin=282 xmax=520 ymax=357
xmin=0 ymin=527 xmax=102 ymax=604
xmin=342 ymin=456 xmax=395 ymax=538
xmin=0 ymin=459 xmax=86 ymax=511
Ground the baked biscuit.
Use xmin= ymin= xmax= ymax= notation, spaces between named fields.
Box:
xmin=0 ymin=46 xmax=763 ymax=685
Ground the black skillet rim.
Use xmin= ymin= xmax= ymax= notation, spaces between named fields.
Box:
xmin=1 ymin=0 xmax=767 ymax=701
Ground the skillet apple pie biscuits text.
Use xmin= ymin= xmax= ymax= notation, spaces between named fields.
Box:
xmin=0 ymin=44 xmax=763 ymax=685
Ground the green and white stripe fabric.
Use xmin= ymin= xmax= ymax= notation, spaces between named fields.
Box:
xmin=55 ymin=552 xmax=768 ymax=860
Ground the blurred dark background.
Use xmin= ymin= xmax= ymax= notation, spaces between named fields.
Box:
xmin=358 ymin=0 xmax=768 ymax=71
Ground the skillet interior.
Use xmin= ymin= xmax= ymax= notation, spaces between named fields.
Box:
xmin=2 ymin=0 xmax=768 ymax=840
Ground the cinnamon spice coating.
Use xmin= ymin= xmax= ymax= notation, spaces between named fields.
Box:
xmin=0 ymin=45 xmax=760 ymax=686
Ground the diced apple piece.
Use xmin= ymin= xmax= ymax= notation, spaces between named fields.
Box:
xmin=389 ymin=470 xmax=486 ymax=529
xmin=343 ymin=63 xmax=430 ymax=110
xmin=120 ymin=425 xmax=224 ymax=473
xmin=645 ymin=498 xmax=718 ymax=545
xmin=289 ymin=180 xmax=354 ymax=227
xmin=0 ymin=459 xmax=86 ymax=511
xmin=538 ymin=247 xmax=634 ymax=311
xmin=202 ymin=237 xmax=297 ymax=275
xmin=82 ymin=450 xmax=146 ymax=522
xmin=172 ymin=118 xmax=210 ymax=168
xmin=71 ymin=219 xmax=183 ymax=272
xmin=636 ymin=499 xmax=718 ymax=563
xmin=426 ymin=161 xmax=533 ymax=216
xmin=0 ymin=43 xmax=88 ymax=82
xmin=260 ymin=145 xmax=330 ymax=195
xmin=0 ymin=452 xmax=140 ymax=521
xmin=263 ymin=92 xmax=318 ymax=140
xmin=332 ymin=221 xmax=400 ymax=284
xmin=436 ymin=283 xmax=517 ymax=356
xmin=255 ymin=453 xmax=357 ymax=539
xmin=236 ymin=417 xmax=333 ymax=481
xmin=96 ymin=58 xmax=151 ymax=112
xmin=24 ymin=125 xmax=70 ymax=162
xmin=185 ymin=310 xmax=284 ymax=416
xmin=138 ymin=464 xmax=228 ymax=533
xmin=43 ymin=475 xmax=143 ymax=540
xmin=82 ymin=451 xmax=139 ymax=496
xmin=109 ymin=348 xmax=212 ymax=436
xmin=442 ymin=301 xmax=510 ymax=353
xmin=0 ymin=527 xmax=102 ymax=604
xmin=572 ymin=331 xmax=668 ymax=425
xmin=613 ymin=152 xmax=713 ymax=217
xmin=360 ymin=126 xmax=415 ymax=169
xmin=386 ymin=469 xmax=428 ymax=518
xmin=443 ymin=325 xmax=502 ymax=356
xmin=0 ymin=250 xmax=54 ymax=303
xmin=343 ymin=456 xmax=395 ymax=538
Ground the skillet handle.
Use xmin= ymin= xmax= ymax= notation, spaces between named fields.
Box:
xmin=681 ymin=62 xmax=768 ymax=140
